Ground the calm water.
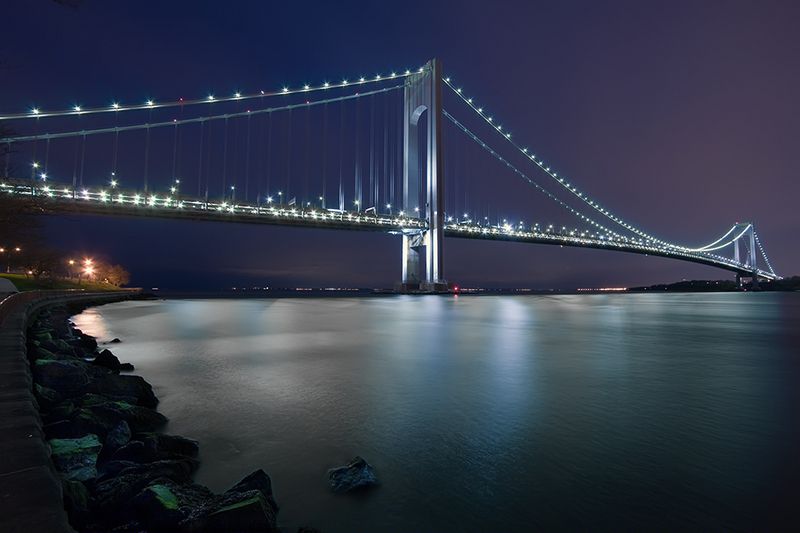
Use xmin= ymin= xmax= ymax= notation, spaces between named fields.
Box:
xmin=73 ymin=293 xmax=800 ymax=532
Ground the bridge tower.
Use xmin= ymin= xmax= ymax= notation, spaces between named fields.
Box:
xmin=734 ymin=223 xmax=760 ymax=290
xmin=397 ymin=58 xmax=448 ymax=293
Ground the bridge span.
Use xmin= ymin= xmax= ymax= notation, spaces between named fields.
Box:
xmin=1 ymin=179 xmax=778 ymax=281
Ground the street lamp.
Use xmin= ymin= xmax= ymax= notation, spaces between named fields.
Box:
xmin=2 ymin=247 xmax=21 ymax=273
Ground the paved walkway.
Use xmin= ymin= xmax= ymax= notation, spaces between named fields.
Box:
xmin=0 ymin=290 xmax=135 ymax=533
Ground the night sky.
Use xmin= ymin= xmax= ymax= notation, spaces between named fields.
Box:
xmin=2 ymin=0 xmax=798 ymax=289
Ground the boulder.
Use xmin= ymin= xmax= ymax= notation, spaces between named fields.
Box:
xmin=225 ymin=469 xmax=278 ymax=514
xmin=45 ymin=400 xmax=166 ymax=441
xmin=131 ymin=482 xmax=184 ymax=531
xmin=89 ymin=374 xmax=158 ymax=408
xmin=105 ymin=420 xmax=132 ymax=454
xmin=111 ymin=440 xmax=157 ymax=463
xmin=92 ymin=459 xmax=199 ymax=517
xmin=132 ymin=478 xmax=214 ymax=532
xmin=78 ymin=332 xmax=98 ymax=352
xmin=327 ymin=456 xmax=378 ymax=493
xmin=184 ymin=490 xmax=278 ymax=533
xmin=34 ymin=383 xmax=62 ymax=412
xmin=40 ymin=338 xmax=78 ymax=356
xmin=62 ymin=479 xmax=91 ymax=529
xmin=97 ymin=460 xmax=140 ymax=480
xmin=93 ymin=349 xmax=123 ymax=372
xmin=140 ymin=433 xmax=200 ymax=459
xmin=49 ymin=434 xmax=103 ymax=482
xmin=88 ymin=400 xmax=167 ymax=433
xmin=33 ymin=359 xmax=90 ymax=397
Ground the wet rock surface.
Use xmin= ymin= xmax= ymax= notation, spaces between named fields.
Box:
xmin=28 ymin=305 xmax=287 ymax=533
xmin=327 ymin=456 xmax=379 ymax=493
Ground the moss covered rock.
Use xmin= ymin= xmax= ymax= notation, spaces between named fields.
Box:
xmin=49 ymin=434 xmax=102 ymax=481
xmin=33 ymin=359 xmax=90 ymax=397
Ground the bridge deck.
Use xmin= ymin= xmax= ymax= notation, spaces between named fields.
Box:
xmin=1 ymin=180 xmax=777 ymax=280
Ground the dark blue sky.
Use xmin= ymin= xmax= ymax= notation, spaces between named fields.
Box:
xmin=2 ymin=0 xmax=798 ymax=289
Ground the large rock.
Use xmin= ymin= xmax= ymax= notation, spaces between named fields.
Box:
xmin=87 ymin=400 xmax=167 ymax=433
xmin=327 ymin=456 xmax=378 ymax=493
xmin=93 ymin=349 xmax=124 ymax=372
xmin=89 ymin=374 xmax=158 ymax=408
xmin=184 ymin=490 xmax=278 ymax=533
xmin=105 ymin=420 xmax=132 ymax=454
xmin=226 ymin=469 xmax=278 ymax=514
xmin=111 ymin=433 xmax=200 ymax=464
xmin=140 ymin=433 xmax=200 ymax=459
xmin=49 ymin=434 xmax=103 ymax=481
xmin=33 ymin=359 xmax=90 ymax=397
xmin=62 ymin=479 xmax=91 ymax=530
xmin=44 ymin=399 xmax=166 ymax=441
xmin=132 ymin=478 xmax=215 ymax=532
xmin=34 ymin=383 xmax=62 ymax=412
xmin=111 ymin=440 xmax=156 ymax=463
xmin=92 ymin=459 xmax=199 ymax=517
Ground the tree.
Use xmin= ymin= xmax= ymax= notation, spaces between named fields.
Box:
xmin=22 ymin=248 xmax=62 ymax=279
xmin=97 ymin=263 xmax=130 ymax=287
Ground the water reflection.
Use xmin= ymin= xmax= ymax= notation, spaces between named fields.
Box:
xmin=74 ymin=293 xmax=800 ymax=532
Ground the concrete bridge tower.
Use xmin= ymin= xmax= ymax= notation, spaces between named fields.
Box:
xmin=398 ymin=58 xmax=448 ymax=293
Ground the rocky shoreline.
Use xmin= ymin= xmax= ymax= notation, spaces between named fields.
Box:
xmin=27 ymin=302 xmax=293 ymax=533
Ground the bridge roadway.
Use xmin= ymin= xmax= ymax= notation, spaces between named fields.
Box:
xmin=1 ymin=179 xmax=777 ymax=280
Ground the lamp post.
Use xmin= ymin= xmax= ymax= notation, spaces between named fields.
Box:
xmin=1 ymin=247 xmax=21 ymax=273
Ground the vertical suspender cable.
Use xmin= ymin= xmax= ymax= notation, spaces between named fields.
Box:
xmin=221 ymin=116 xmax=229 ymax=198
xmin=321 ymin=102 xmax=328 ymax=208
xmin=71 ymin=136 xmax=79 ymax=195
xmin=369 ymin=94 xmax=375 ymax=207
xmin=304 ymin=106 xmax=310 ymax=204
xmin=143 ymin=109 xmax=152 ymax=192
xmin=3 ymin=141 xmax=10 ymax=178
xmin=197 ymin=121 xmax=205 ymax=199
xmin=286 ymin=108 xmax=293 ymax=201
xmin=354 ymin=98 xmax=360 ymax=207
xmin=79 ymin=133 xmax=87 ymax=189
xmin=266 ymin=111 xmax=272 ymax=197
xmin=256 ymin=111 xmax=264 ymax=206
xmin=171 ymin=123 xmax=179 ymax=181
xmin=44 ymin=137 xmax=51 ymax=176
xmin=112 ymin=129 xmax=119 ymax=179
xmin=339 ymin=102 xmax=344 ymax=210
xmin=176 ymin=100 xmax=184 ymax=184
xmin=245 ymin=113 xmax=252 ymax=204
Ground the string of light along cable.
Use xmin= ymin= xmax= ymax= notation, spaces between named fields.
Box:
xmin=754 ymin=231 xmax=778 ymax=275
xmin=0 ymin=85 xmax=404 ymax=144
xmin=442 ymin=76 xmax=702 ymax=252
xmin=686 ymin=224 xmax=752 ymax=253
xmin=0 ymin=67 xmax=426 ymax=121
xmin=443 ymin=109 xmax=631 ymax=243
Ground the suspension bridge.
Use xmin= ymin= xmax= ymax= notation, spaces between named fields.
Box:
xmin=0 ymin=58 xmax=780 ymax=290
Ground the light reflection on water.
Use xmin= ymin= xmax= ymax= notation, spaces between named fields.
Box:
xmin=73 ymin=293 xmax=800 ymax=532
